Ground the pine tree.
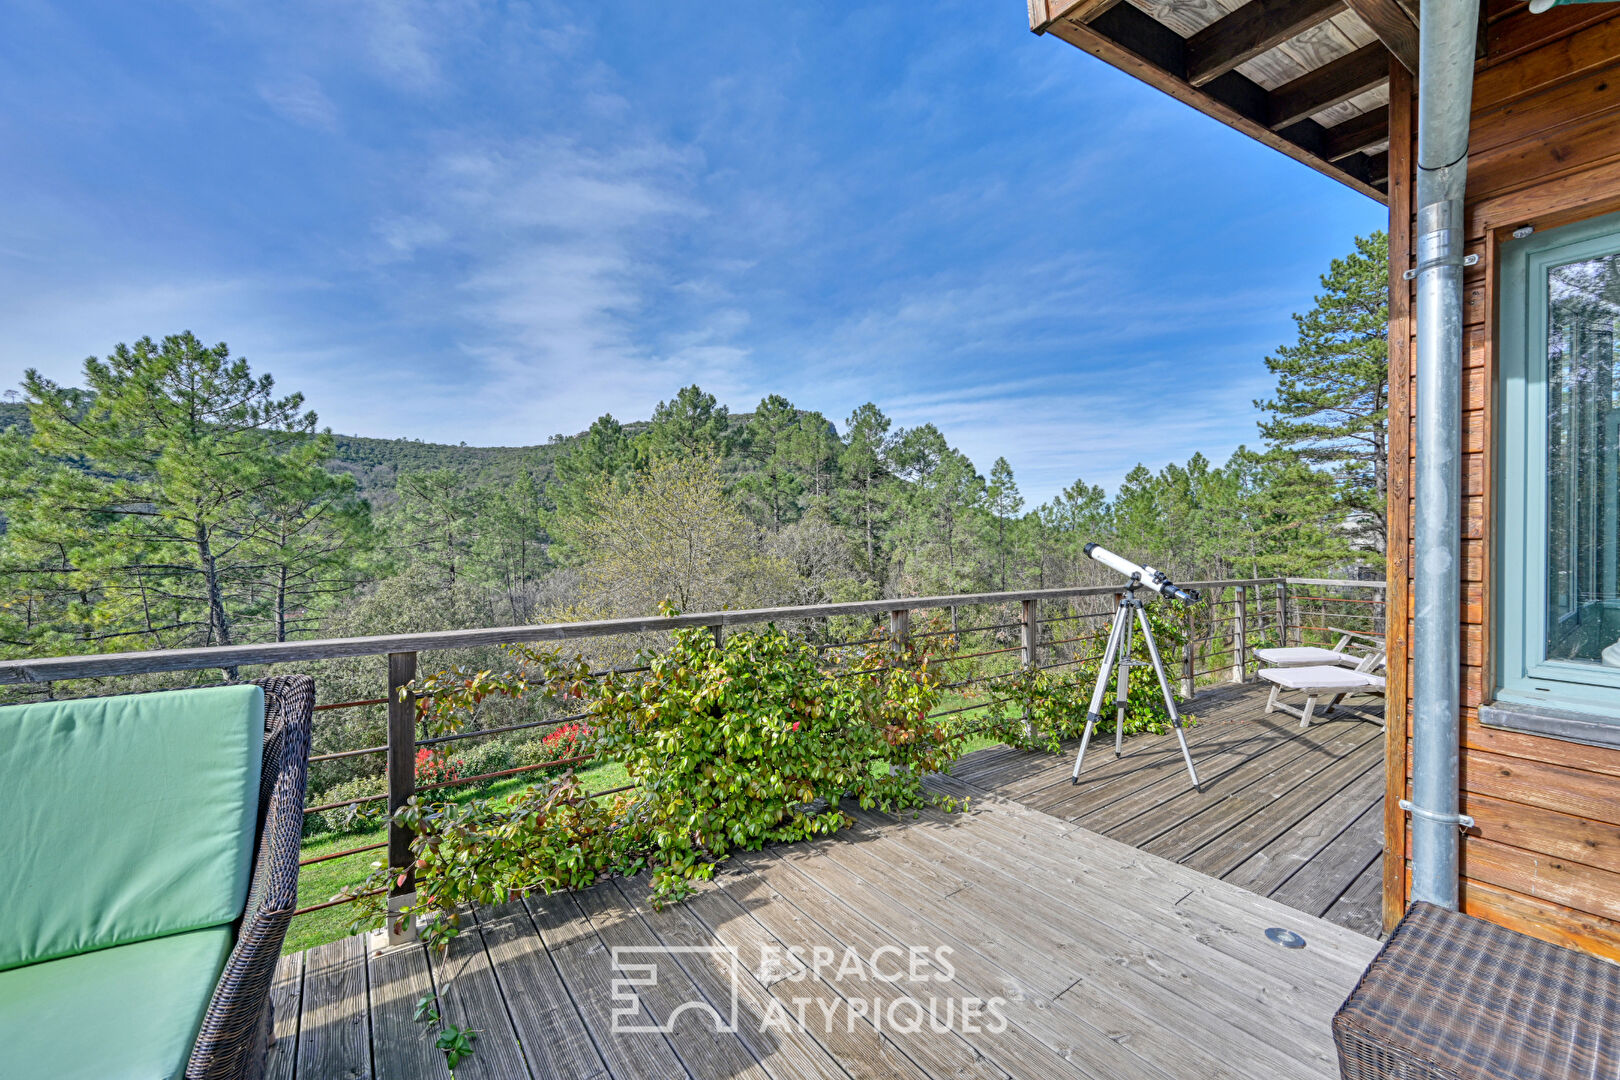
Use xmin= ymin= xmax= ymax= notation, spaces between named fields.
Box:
xmin=739 ymin=394 xmax=806 ymax=532
xmin=549 ymin=414 xmax=636 ymax=518
xmin=836 ymin=403 xmax=895 ymax=577
xmin=985 ymin=457 xmax=1024 ymax=590
xmin=0 ymin=333 xmax=366 ymax=654
xmin=1256 ymin=231 xmax=1390 ymax=560
xmin=641 ymin=385 xmax=732 ymax=461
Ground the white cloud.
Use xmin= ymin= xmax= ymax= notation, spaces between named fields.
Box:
xmin=257 ymin=74 xmax=340 ymax=131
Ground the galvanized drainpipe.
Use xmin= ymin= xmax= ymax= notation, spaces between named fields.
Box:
xmin=1407 ymin=0 xmax=1481 ymax=910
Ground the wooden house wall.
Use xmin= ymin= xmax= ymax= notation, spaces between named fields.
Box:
xmin=1384 ymin=1 xmax=1620 ymax=961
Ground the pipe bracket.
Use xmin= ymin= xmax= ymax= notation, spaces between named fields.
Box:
xmin=1403 ymin=253 xmax=1479 ymax=280
xmin=1399 ymin=799 xmax=1475 ymax=830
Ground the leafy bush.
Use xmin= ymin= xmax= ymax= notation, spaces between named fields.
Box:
xmin=415 ymin=747 xmax=465 ymax=788
xmin=341 ymin=614 xmax=963 ymax=945
xmin=451 ymin=738 xmax=513 ymax=780
xmin=311 ymin=775 xmax=387 ymax=836
xmin=384 ymin=773 xmax=641 ymax=943
xmin=513 ymin=722 xmax=587 ymax=772
xmin=982 ymin=604 xmax=1195 ymax=753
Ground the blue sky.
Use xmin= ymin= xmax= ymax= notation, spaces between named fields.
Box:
xmin=0 ymin=0 xmax=1384 ymax=504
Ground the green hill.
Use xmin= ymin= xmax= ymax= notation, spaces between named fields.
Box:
xmin=0 ymin=401 xmax=627 ymax=509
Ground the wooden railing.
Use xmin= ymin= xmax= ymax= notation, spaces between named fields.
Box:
xmin=0 ymin=575 xmax=1385 ymax=930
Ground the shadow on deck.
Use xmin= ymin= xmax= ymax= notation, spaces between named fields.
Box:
xmin=271 ymin=684 xmax=1386 ymax=1080
xmin=940 ymin=680 xmax=1388 ymax=939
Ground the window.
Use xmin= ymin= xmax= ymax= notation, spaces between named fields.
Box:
xmin=1498 ymin=212 xmax=1620 ymax=723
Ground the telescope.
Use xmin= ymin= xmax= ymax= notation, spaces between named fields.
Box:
xmin=1083 ymin=543 xmax=1201 ymax=605
xmin=1073 ymin=542 xmax=1203 ymax=790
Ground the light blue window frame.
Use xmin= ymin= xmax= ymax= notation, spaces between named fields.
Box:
xmin=1497 ymin=210 xmax=1620 ymax=723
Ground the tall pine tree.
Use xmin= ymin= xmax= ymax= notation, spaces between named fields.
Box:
xmin=1256 ymin=231 xmax=1390 ymax=560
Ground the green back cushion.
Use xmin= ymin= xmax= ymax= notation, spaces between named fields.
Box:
xmin=0 ymin=685 xmax=263 ymax=970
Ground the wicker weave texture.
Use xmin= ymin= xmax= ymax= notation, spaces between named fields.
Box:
xmin=1332 ymin=901 xmax=1620 ymax=1080
xmin=186 ymin=675 xmax=314 ymax=1080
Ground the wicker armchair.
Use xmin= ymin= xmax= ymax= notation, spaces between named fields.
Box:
xmin=187 ymin=674 xmax=314 ymax=1080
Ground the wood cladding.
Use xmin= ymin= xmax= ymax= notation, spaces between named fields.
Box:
xmin=1383 ymin=8 xmax=1620 ymax=959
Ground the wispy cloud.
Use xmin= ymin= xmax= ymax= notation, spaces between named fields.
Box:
xmin=0 ymin=0 xmax=1386 ymax=499
xmin=257 ymin=74 xmax=340 ymax=131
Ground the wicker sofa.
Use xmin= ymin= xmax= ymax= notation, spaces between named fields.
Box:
xmin=0 ymin=675 xmax=313 ymax=1080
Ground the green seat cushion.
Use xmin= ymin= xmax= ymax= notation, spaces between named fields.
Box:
xmin=0 ymin=926 xmax=234 ymax=1080
xmin=0 ymin=685 xmax=263 ymax=969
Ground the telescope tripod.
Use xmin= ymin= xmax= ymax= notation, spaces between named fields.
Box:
xmin=1071 ymin=584 xmax=1201 ymax=791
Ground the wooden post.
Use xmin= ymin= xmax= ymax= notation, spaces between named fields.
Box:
xmin=950 ymin=605 xmax=958 ymax=636
xmin=1021 ymin=598 xmax=1039 ymax=737
xmin=385 ymin=651 xmax=418 ymax=945
xmin=888 ymin=608 xmax=909 ymax=657
xmin=1182 ymin=604 xmax=1195 ymax=699
xmin=710 ymin=623 xmax=724 ymax=648
xmin=1278 ymin=579 xmax=1291 ymax=646
xmin=1233 ymin=585 xmax=1248 ymax=683
xmin=1021 ymin=599 xmax=1038 ymax=670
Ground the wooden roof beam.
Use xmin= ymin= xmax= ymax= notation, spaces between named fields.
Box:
xmin=1049 ymin=3 xmax=1387 ymax=202
xmin=1340 ymin=0 xmax=1420 ymax=73
xmin=1268 ymin=43 xmax=1390 ymax=129
xmin=1363 ymin=150 xmax=1390 ymax=187
xmin=1028 ymin=0 xmax=1125 ymax=33
xmin=1186 ymin=0 xmax=1347 ymax=87
xmin=1323 ymin=104 xmax=1390 ymax=159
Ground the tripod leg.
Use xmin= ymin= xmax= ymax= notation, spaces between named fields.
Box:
xmin=1134 ymin=604 xmax=1201 ymax=792
xmin=1114 ymin=608 xmax=1132 ymax=757
xmin=1073 ymin=604 xmax=1127 ymax=784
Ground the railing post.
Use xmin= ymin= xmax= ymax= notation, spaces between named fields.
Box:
xmin=1021 ymin=598 xmax=1038 ymax=737
xmin=888 ymin=608 xmax=909 ymax=655
xmin=710 ymin=623 xmax=724 ymax=648
xmin=1278 ymin=579 xmax=1291 ymax=646
xmin=385 ymin=650 xmax=418 ymax=946
xmin=1182 ymin=603 xmax=1195 ymax=699
xmin=1232 ymin=585 xmax=1247 ymax=683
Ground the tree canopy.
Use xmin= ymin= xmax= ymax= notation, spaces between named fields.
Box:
xmin=0 ymin=235 xmax=1388 ymax=678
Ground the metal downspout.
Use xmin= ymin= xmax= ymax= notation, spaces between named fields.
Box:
xmin=1408 ymin=0 xmax=1480 ymax=910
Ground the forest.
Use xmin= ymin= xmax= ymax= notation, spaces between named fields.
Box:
xmin=0 ymin=233 xmax=1389 ymax=679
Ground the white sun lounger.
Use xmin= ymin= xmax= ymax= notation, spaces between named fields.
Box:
xmin=1259 ymin=652 xmax=1386 ymax=728
xmin=1254 ymin=629 xmax=1382 ymax=669
xmin=1253 ymin=645 xmax=1358 ymax=667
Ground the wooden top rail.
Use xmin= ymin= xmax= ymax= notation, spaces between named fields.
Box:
xmin=1283 ymin=577 xmax=1387 ymax=589
xmin=0 ymin=577 xmax=1311 ymax=685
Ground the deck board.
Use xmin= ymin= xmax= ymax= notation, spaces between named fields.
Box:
xmin=366 ymin=939 xmax=446 ymax=1080
xmin=277 ymin=681 xmax=1383 ymax=1080
xmin=948 ymin=682 xmax=1387 ymax=937
xmin=476 ymin=902 xmax=611 ymax=1080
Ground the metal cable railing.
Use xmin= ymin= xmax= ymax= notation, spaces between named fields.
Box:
xmin=0 ymin=574 xmax=1385 ymax=925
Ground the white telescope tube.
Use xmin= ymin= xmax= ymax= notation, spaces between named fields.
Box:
xmin=1083 ymin=543 xmax=1200 ymax=604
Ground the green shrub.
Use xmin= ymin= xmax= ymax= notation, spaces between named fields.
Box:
xmin=455 ymin=737 xmax=514 ymax=779
xmin=311 ymin=775 xmax=387 ymax=836
xmin=982 ymin=604 xmax=1195 ymax=753
xmin=340 ymin=615 xmax=963 ymax=945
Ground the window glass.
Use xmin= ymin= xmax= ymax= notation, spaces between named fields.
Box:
xmin=1545 ymin=253 xmax=1620 ymax=667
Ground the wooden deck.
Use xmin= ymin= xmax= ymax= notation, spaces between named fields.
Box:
xmin=271 ymin=685 xmax=1386 ymax=1080
xmin=942 ymin=681 xmax=1388 ymax=939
